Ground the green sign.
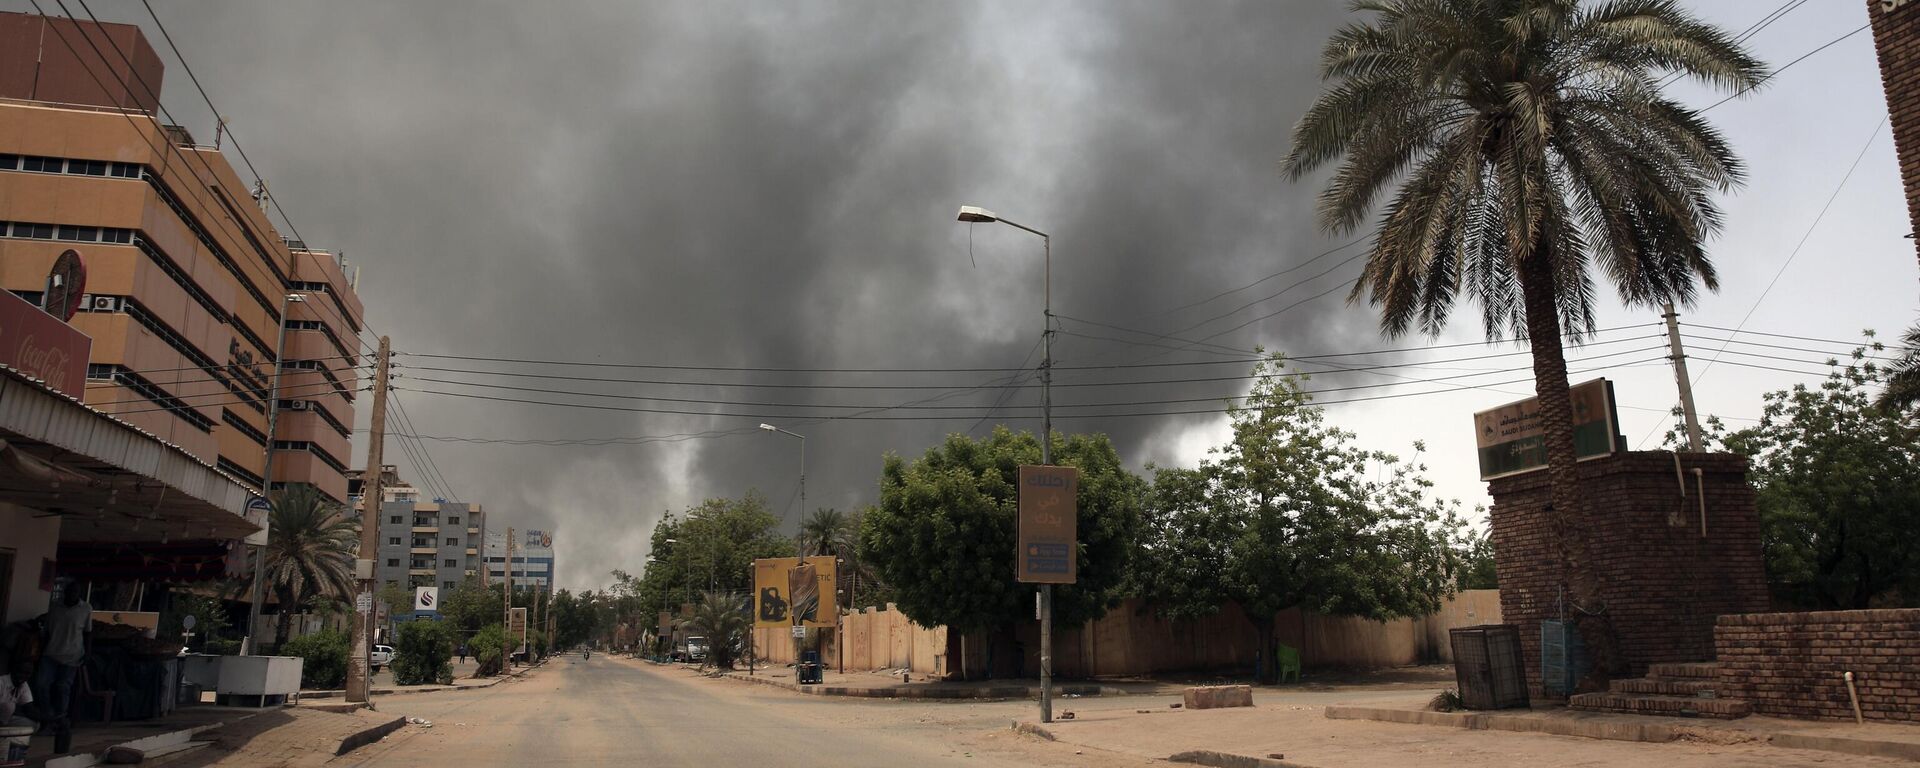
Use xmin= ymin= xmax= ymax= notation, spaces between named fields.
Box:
xmin=1473 ymin=379 xmax=1622 ymax=481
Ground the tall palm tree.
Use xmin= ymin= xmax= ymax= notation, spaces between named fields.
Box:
xmin=798 ymin=508 xmax=853 ymax=557
xmin=1285 ymin=0 xmax=1762 ymax=685
xmin=259 ymin=484 xmax=358 ymax=646
xmin=1878 ymin=324 xmax=1920 ymax=411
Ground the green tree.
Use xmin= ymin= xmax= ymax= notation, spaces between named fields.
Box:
xmin=469 ymin=624 xmax=507 ymax=677
xmin=1458 ymin=528 xmax=1499 ymax=591
xmin=160 ymin=591 xmax=229 ymax=652
xmin=685 ymin=591 xmax=750 ymax=670
xmin=280 ymin=628 xmax=348 ymax=689
xmin=377 ymin=582 xmax=413 ymax=620
xmin=439 ymin=575 xmax=500 ymax=634
xmin=860 ymin=427 xmax=1146 ymax=643
xmin=258 ymin=484 xmax=358 ymax=648
xmin=1284 ymin=0 xmax=1763 ymax=684
xmin=634 ymin=495 xmax=791 ymax=633
xmin=1716 ymin=351 xmax=1920 ymax=608
xmin=799 ymin=508 xmax=853 ymax=557
xmin=1878 ymin=324 xmax=1920 ymax=411
xmin=392 ymin=620 xmax=455 ymax=686
xmin=1132 ymin=358 xmax=1464 ymax=680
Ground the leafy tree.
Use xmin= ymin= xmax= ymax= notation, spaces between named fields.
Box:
xmin=469 ymin=624 xmax=507 ymax=677
xmin=392 ymin=620 xmax=455 ymax=686
xmin=377 ymin=582 xmax=414 ymax=620
xmin=439 ymin=575 xmax=500 ymax=635
xmin=1879 ymin=323 xmax=1920 ymax=411
xmin=1457 ymin=528 xmax=1499 ymax=591
xmin=1709 ymin=350 xmax=1920 ymax=608
xmin=160 ymin=591 xmax=229 ymax=652
xmin=685 ymin=590 xmax=750 ymax=670
xmin=860 ymin=427 xmax=1146 ymax=640
xmin=258 ymin=484 xmax=357 ymax=648
xmin=280 ymin=628 xmax=348 ymax=689
xmin=1283 ymin=0 xmax=1764 ymax=684
xmin=634 ymin=495 xmax=791 ymax=636
xmin=1132 ymin=358 xmax=1464 ymax=681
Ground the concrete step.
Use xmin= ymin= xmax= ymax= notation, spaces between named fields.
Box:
xmin=1609 ymin=677 xmax=1719 ymax=696
xmin=1646 ymin=662 xmax=1719 ymax=680
xmin=1568 ymin=691 xmax=1750 ymax=719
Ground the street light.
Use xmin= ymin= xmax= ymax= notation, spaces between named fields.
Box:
xmin=957 ymin=204 xmax=1056 ymax=723
xmin=244 ymin=292 xmax=305 ymax=656
xmin=758 ymin=424 xmax=806 ymax=551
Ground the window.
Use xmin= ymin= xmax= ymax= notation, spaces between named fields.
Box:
xmin=412 ymin=537 xmax=432 ymax=547
xmin=448 ymin=516 xmax=460 ymax=525
xmin=0 ymin=155 xmax=16 ymax=170
xmin=20 ymin=156 xmax=61 ymax=173
xmin=443 ymin=581 xmax=456 ymax=592
xmin=444 ymin=537 xmax=458 ymax=546
xmin=56 ymin=225 xmax=98 ymax=242
xmin=415 ymin=516 xmax=432 ymax=526
xmin=386 ymin=558 xmax=399 ymax=567
xmin=444 ymin=559 xmax=457 ymax=568
xmin=387 ymin=537 xmax=401 ymax=545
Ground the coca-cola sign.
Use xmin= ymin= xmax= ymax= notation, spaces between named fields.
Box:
xmin=0 ymin=289 xmax=91 ymax=397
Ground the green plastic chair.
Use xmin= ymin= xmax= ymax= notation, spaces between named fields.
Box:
xmin=1275 ymin=643 xmax=1302 ymax=684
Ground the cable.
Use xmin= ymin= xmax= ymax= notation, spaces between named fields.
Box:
xmin=1656 ymin=0 xmax=1807 ymax=90
xmin=1686 ymin=324 xmax=1885 ymax=351
xmin=1152 ymin=235 xmax=1371 ymax=318
xmin=390 ymin=391 xmax=460 ymax=503
xmin=1699 ymin=23 xmax=1871 ymax=114
xmin=967 ymin=336 xmax=1045 ymax=435
xmin=1679 ymin=334 xmax=1894 ymax=363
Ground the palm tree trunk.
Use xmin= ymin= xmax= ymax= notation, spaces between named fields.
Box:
xmin=1516 ymin=249 xmax=1627 ymax=689
xmin=275 ymin=585 xmax=298 ymax=650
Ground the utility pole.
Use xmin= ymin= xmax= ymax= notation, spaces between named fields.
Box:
xmin=503 ymin=527 xmax=514 ymax=669
xmin=347 ymin=336 xmax=391 ymax=703
xmin=244 ymin=292 xmax=304 ymax=656
xmin=1662 ymin=303 xmax=1704 ymax=452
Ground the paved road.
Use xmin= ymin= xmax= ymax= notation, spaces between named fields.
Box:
xmin=343 ymin=655 xmax=1150 ymax=767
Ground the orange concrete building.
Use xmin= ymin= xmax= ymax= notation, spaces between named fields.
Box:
xmin=0 ymin=12 xmax=364 ymax=501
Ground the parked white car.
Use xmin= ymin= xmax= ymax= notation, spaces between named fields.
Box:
xmin=370 ymin=644 xmax=396 ymax=672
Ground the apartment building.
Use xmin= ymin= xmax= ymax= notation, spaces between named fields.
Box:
xmin=0 ymin=12 xmax=365 ymax=501
xmin=364 ymin=476 xmax=486 ymax=593
xmin=485 ymin=529 xmax=555 ymax=591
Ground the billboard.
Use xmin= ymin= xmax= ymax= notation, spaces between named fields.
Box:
xmin=753 ymin=556 xmax=837 ymax=628
xmin=0 ymin=287 xmax=90 ymax=397
xmin=1017 ymin=465 xmax=1079 ymax=584
xmin=1473 ymin=378 xmax=1622 ymax=481
xmin=414 ymin=586 xmax=438 ymax=612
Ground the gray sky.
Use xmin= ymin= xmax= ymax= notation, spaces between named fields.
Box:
xmin=41 ymin=0 xmax=1918 ymax=591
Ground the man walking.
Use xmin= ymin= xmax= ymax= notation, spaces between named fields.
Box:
xmin=34 ymin=582 xmax=90 ymax=744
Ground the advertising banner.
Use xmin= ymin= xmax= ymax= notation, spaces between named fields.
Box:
xmin=1473 ymin=378 xmax=1622 ymax=480
xmin=1017 ymin=465 xmax=1079 ymax=584
xmin=753 ymin=556 xmax=837 ymax=628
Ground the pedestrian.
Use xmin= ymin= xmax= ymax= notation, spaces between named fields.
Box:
xmin=0 ymin=623 xmax=41 ymax=767
xmin=33 ymin=581 xmax=90 ymax=745
xmin=457 ymin=644 xmax=466 ymax=665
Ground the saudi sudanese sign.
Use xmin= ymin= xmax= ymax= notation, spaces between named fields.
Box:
xmin=1473 ymin=378 xmax=1622 ymax=481
xmin=1017 ymin=464 xmax=1078 ymax=584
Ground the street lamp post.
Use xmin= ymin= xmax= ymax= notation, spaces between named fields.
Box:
xmin=957 ymin=204 xmax=1056 ymax=723
xmin=244 ymin=292 xmax=305 ymax=656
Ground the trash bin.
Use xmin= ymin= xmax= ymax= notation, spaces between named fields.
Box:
xmin=797 ymin=651 xmax=824 ymax=685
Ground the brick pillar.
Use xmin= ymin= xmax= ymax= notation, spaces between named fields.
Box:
xmin=1486 ymin=452 xmax=1769 ymax=696
xmin=1868 ymin=0 xmax=1920 ymax=268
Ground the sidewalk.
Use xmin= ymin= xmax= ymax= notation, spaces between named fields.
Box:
xmin=25 ymin=705 xmax=403 ymax=768
xmin=300 ymin=656 xmax=548 ymax=700
xmin=709 ymin=664 xmax=1177 ymax=699
xmin=1017 ymin=690 xmax=1920 ymax=767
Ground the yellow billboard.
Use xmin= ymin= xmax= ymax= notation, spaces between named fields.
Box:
xmin=753 ymin=556 xmax=837 ymax=628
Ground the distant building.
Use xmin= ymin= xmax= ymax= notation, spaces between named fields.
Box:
xmin=485 ymin=529 xmax=555 ymax=591
xmin=352 ymin=470 xmax=486 ymax=594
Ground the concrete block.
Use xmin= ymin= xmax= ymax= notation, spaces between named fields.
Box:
xmin=1183 ymin=685 xmax=1254 ymax=710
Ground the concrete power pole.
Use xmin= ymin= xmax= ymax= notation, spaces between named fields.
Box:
xmin=347 ymin=336 xmax=391 ymax=703
xmin=503 ymin=528 xmax=515 ymax=668
xmin=1662 ymin=303 xmax=1705 ymax=452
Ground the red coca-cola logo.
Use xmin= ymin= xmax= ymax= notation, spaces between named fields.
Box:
xmin=15 ymin=334 xmax=75 ymax=391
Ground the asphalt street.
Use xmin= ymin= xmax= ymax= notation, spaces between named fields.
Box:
xmin=341 ymin=654 xmax=1157 ymax=767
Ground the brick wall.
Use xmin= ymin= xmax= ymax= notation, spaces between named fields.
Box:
xmin=1487 ymin=452 xmax=1769 ymax=695
xmin=1869 ymin=0 xmax=1920 ymax=267
xmin=1717 ymin=609 xmax=1920 ymax=722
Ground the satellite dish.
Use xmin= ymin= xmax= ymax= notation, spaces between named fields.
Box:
xmin=43 ymin=249 xmax=87 ymax=322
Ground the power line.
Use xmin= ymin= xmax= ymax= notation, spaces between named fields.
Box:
xmin=1686 ymin=324 xmax=1885 ymax=351
xmin=1700 ymin=22 xmax=1871 ymax=114
xmin=1656 ymin=0 xmax=1808 ymax=90
xmin=1152 ymin=234 xmax=1370 ymax=318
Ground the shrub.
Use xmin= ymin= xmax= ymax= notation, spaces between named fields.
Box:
xmin=203 ymin=637 xmax=242 ymax=656
xmin=470 ymin=624 xmax=506 ymax=677
xmin=391 ymin=620 xmax=454 ymax=686
xmin=281 ymin=629 xmax=348 ymax=689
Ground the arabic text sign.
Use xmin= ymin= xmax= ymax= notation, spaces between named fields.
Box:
xmin=1472 ymin=378 xmax=1620 ymax=480
xmin=1017 ymin=465 xmax=1079 ymax=584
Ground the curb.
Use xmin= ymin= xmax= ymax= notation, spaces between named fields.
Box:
xmin=1168 ymin=749 xmax=1318 ymax=768
xmin=721 ymin=672 xmax=1115 ymax=700
xmin=336 ymin=715 xmax=408 ymax=756
xmin=45 ymin=711 xmax=263 ymax=768
xmin=302 ymin=659 xmax=546 ymax=699
xmin=1324 ymin=705 xmax=1920 ymax=762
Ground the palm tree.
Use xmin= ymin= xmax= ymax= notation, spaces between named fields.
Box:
xmin=1878 ymin=324 xmax=1920 ymax=411
xmin=798 ymin=508 xmax=853 ymax=557
xmin=259 ymin=484 xmax=358 ymax=647
xmin=1285 ymin=0 xmax=1762 ymax=685
xmin=685 ymin=590 xmax=750 ymax=670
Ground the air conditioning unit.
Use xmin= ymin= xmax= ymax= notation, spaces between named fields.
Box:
xmin=91 ymin=295 xmax=118 ymax=312
xmin=287 ymin=401 xmax=310 ymax=411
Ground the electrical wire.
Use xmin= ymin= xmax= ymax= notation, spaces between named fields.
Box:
xmin=1699 ymin=23 xmax=1872 ymax=114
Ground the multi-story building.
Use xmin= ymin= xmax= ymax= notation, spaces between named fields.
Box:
xmin=363 ymin=475 xmax=486 ymax=594
xmin=485 ymin=529 xmax=555 ymax=591
xmin=0 ymin=12 xmax=365 ymax=502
